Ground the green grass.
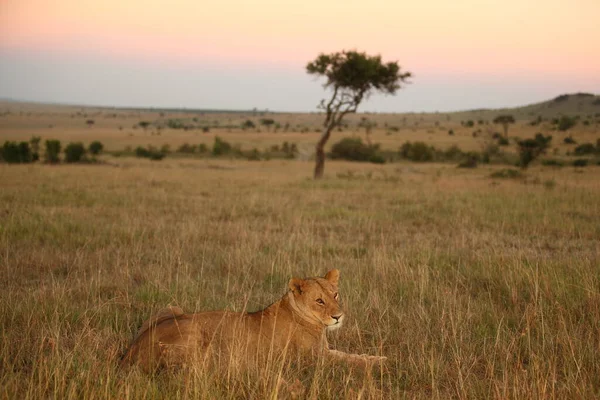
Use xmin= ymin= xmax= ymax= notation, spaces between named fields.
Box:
xmin=1 ymin=160 xmax=599 ymax=398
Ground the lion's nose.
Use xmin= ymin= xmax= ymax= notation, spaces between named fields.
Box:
xmin=332 ymin=314 xmax=343 ymax=322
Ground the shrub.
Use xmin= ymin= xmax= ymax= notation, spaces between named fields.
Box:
xmin=64 ymin=142 xmax=86 ymax=163
xmin=517 ymin=133 xmax=552 ymax=169
xmin=563 ymin=136 xmax=576 ymax=144
xmin=1 ymin=141 xmax=33 ymax=163
xmin=448 ymin=129 xmax=454 ymax=136
xmin=246 ymin=148 xmax=261 ymax=161
xmin=89 ymin=141 xmax=104 ymax=155
xmin=330 ymin=137 xmax=385 ymax=163
xmin=457 ymin=152 xmax=479 ymax=168
xmin=572 ymin=159 xmax=588 ymax=167
xmin=490 ymin=168 xmax=522 ymax=179
xmin=212 ymin=136 xmax=233 ymax=156
xmin=198 ymin=143 xmax=208 ymax=153
xmin=556 ymin=116 xmax=577 ymax=131
xmin=30 ymin=136 xmax=41 ymax=161
xmin=166 ymin=119 xmax=184 ymax=129
xmin=135 ymin=146 xmax=165 ymax=160
xmin=574 ymin=143 xmax=597 ymax=155
xmin=443 ymin=145 xmax=464 ymax=161
xmin=148 ymin=151 xmax=165 ymax=161
xmin=241 ymin=120 xmax=256 ymax=130
xmin=497 ymin=136 xmax=509 ymax=146
xmin=202 ymin=126 xmax=210 ymax=133
xmin=177 ymin=143 xmax=196 ymax=153
xmin=541 ymin=159 xmax=565 ymax=167
xmin=399 ymin=141 xmax=434 ymax=162
xmin=45 ymin=140 xmax=61 ymax=163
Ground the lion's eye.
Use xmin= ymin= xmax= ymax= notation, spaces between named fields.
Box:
xmin=316 ymin=298 xmax=325 ymax=305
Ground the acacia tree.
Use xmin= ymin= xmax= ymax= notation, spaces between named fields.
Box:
xmin=493 ymin=114 xmax=515 ymax=138
xmin=306 ymin=50 xmax=411 ymax=179
xmin=358 ymin=117 xmax=377 ymax=146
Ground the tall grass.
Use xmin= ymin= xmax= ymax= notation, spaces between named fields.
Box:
xmin=1 ymin=160 xmax=599 ymax=398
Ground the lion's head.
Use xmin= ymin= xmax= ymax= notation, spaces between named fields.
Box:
xmin=288 ymin=269 xmax=344 ymax=330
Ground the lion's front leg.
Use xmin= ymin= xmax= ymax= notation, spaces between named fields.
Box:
xmin=327 ymin=349 xmax=387 ymax=368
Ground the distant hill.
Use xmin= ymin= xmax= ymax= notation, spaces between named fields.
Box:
xmin=1 ymin=93 xmax=599 ymax=121
xmin=448 ymin=93 xmax=600 ymax=121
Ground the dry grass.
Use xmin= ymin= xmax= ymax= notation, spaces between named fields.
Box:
xmin=1 ymin=156 xmax=599 ymax=398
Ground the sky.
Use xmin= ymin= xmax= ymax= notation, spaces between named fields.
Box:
xmin=1 ymin=0 xmax=599 ymax=112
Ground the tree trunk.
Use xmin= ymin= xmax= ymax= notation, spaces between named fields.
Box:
xmin=314 ymin=127 xmax=332 ymax=179
xmin=503 ymin=123 xmax=509 ymax=138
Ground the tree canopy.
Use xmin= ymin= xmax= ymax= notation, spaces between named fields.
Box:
xmin=493 ymin=114 xmax=515 ymax=138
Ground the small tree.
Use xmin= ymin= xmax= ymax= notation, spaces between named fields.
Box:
xmin=241 ymin=120 xmax=256 ymax=130
xmin=493 ymin=115 xmax=515 ymax=138
xmin=45 ymin=140 xmax=61 ymax=163
xmin=139 ymin=121 xmax=151 ymax=130
xmin=306 ymin=50 xmax=411 ymax=178
xmin=260 ymin=118 xmax=275 ymax=131
xmin=517 ymin=133 xmax=552 ymax=169
xmin=357 ymin=117 xmax=376 ymax=145
xmin=89 ymin=141 xmax=104 ymax=155
xmin=86 ymin=119 xmax=95 ymax=127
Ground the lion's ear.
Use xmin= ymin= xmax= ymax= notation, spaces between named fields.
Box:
xmin=288 ymin=278 xmax=304 ymax=294
xmin=324 ymin=269 xmax=340 ymax=285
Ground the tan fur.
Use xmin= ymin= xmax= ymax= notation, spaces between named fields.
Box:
xmin=120 ymin=269 xmax=386 ymax=372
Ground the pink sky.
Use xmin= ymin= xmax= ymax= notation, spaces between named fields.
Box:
xmin=1 ymin=0 xmax=599 ymax=111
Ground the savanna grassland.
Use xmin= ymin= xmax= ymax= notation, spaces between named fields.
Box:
xmin=1 ymin=97 xmax=600 ymax=399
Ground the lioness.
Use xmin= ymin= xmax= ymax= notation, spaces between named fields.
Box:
xmin=120 ymin=269 xmax=386 ymax=372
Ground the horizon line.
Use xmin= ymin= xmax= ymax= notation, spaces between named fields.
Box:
xmin=1 ymin=92 xmax=599 ymax=116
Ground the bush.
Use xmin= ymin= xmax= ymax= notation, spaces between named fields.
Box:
xmin=572 ymin=159 xmax=588 ymax=167
xmin=541 ymin=159 xmax=565 ymax=167
xmin=457 ymin=152 xmax=479 ymax=168
xmin=1 ymin=141 xmax=33 ymax=163
xmin=490 ymin=168 xmax=522 ymax=179
xmin=166 ymin=119 xmax=184 ymax=129
xmin=280 ymin=141 xmax=298 ymax=159
xmin=497 ymin=136 xmax=509 ymax=146
xmin=45 ymin=140 xmax=61 ymax=163
xmin=246 ymin=148 xmax=261 ymax=161
xmin=330 ymin=137 xmax=385 ymax=164
xmin=212 ymin=136 xmax=232 ymax=156
xmin=399 ymin=141 xmax=434 ymax=162
xmin=89 ymin=141 xmax=104 ymax=155
xmin=30 ymin=136 xmax=41 ymax=161
xmin=556 ymin=116 xmax=577 ymax=131
xmin=517 ymin=133 xmax=552 ymax=169
xmin=443 ymin=145 xmax=465 ymax=161
xmin=64 ymin=142 xmax=86 ymax=163
xmin=135 ymin=146 xmax=165 ymax=160
xmin=574 ymin=143 xmax=597 ymax=155
xmin=177 ymin=143 xmax=196 ymax=153
xmin=563 ymin=136 xmax=576 ymax=144
xmin=241 ymin=120 xmax=256 ymax=130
